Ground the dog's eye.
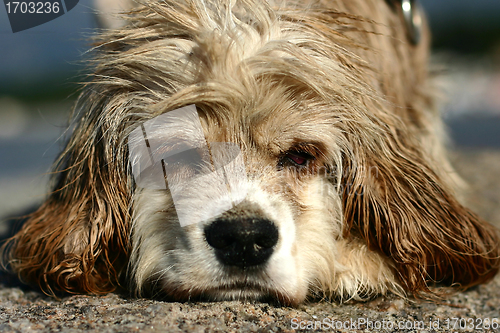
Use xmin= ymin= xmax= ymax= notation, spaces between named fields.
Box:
xmin=162 ymin=148 xmax=208 ymax=175
xmin=287 ymin=153 xmax=308 ymax=165
xmin=280 ymin=151 xmax=314 ymax=167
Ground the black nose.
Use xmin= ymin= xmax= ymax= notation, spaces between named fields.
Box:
xmin=204 ymin=217 xmax=279 ymax=269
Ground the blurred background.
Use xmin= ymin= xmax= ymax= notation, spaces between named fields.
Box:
xmin=0 ymin=0 xmax=499 ymax=225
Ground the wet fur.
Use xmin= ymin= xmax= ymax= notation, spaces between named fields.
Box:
xmin=1 ymin=0 xmax=499 ymax=305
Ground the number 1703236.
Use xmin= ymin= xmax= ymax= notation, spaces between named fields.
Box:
xmin=5 ymin=2 xmax=60 ymax=14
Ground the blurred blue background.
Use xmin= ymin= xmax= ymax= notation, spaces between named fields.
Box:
xmin=0 ymin=0 xmax=96 ymax=99
xmin=0 ymin=0 xmax=499 ymax=220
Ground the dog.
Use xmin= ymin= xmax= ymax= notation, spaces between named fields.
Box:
xmin=1 ymin=0 xmax=499 ymax=306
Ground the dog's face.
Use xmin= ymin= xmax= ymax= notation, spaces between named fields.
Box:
xmin=129 ymin=101 xmax=349 ymax=304
xmin=3 ymin=0 xmax=499 ymax=305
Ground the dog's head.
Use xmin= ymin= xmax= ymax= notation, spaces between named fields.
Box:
xmin=2 ymin=0 xmax=499 ymax=305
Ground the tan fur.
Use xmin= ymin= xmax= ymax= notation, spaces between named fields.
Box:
xmin=1 ymin=0 xmax=499 ymax=305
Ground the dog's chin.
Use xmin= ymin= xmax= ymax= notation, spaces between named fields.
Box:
xmin=158 ymin=277 xmax=305 ymax=306
xmin=151 ymin=258 xmax=308 ymax=306
xmin=199 ymin=288 xmax=302 ymax=306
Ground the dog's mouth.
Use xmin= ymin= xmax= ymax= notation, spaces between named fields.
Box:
xmin=157 ymin=276 xmax=299 ymax=305
xmin=195 ymin=282 xmax=299 ymax=306
xmin=202 ymin=281 xmax=269 ymax=296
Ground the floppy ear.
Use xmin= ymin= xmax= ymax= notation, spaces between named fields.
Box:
xmin=1 ymin=93 xmax=131 ymax=296
xmin=342 ymin=139 xmax=500 ymax=295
